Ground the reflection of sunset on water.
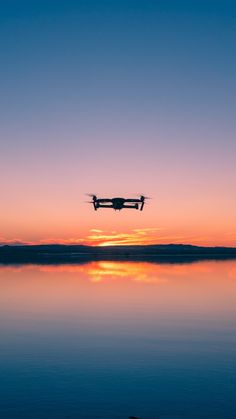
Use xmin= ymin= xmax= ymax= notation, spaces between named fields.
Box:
xmin=1 ymin=260 xmax=236 ymax=283
xmin=0 ymin=261 xmax=215 ymax=283
xmin=0 ymin=260 xmax=236 ymax=350
xmin=0 ymin=261 xmax=235 ymax=306
xmin=0 ymin=262 xmax=168 ymax=282
xmin=80 ymin=261 xmax=167 ymax=283
xmin=72 ymin=261 xmax=165 ymax=282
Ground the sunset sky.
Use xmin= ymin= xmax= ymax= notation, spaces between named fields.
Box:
xmin=1 ymin=0 xmax=236 ymax=247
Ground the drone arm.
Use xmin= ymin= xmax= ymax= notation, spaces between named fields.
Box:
xmin=125 ymin=199 xmax=141 ymax=203
xmin=97 ymin=199 xmax=112 ymax=203
xmin=122 ymin=205 xmax=139 ymax=209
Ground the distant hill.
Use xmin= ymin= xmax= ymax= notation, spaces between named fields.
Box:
xmin=1 ymin=243 xmax=236 ymax=264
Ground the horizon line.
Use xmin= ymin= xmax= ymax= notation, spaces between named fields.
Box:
xmin=1 ymin=242 xmax=236 ymax=249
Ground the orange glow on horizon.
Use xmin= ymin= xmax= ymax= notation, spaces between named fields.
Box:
xmin=1 ymin=229 xmax=236 ymax=248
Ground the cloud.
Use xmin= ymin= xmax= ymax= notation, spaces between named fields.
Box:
xmin=40 ymin=238 xmax=84 ymax=245
xmin=0 ymin=238 xmax=31 ymax=246
xmin=133 ymin=228 xmax=164 ymax=233
xmin=85 ymin=228 xmax=165 ymax=246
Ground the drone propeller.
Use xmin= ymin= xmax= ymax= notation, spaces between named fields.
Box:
xmin=85 ymin=194 xmax=97 ymax=201
xmin=136 ymin=194 xmax=151 ymax=201
xmin=136 ymin=195 xmax=151 ymax=210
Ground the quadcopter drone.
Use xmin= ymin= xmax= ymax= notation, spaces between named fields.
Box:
xmin=87 ymin=195 xmax=149 ymax=211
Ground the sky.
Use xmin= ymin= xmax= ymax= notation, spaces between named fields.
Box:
xmin=1 ymin=0 xmax=236 ymax=246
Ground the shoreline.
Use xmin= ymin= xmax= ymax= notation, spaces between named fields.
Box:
xmin=1 ymin=244 xmax=236 ymax=265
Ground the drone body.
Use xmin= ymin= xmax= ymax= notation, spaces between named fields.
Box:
xmin=88 ymin=195 xmax=148 ymax=211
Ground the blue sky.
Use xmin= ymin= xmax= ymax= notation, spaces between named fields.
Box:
xmin=1 ymin=0 xmax=236 ymax=244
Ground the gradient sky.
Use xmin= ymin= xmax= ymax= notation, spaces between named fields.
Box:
xmin=1 ymin=0 xmax=236 ymax=246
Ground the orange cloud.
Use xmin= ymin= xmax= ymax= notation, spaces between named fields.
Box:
xmin=85 ymin=227 xmax=164 ymax=246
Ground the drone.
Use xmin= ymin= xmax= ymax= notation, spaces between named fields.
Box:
xmin=87 ymin=195 xmax=149 ymax=211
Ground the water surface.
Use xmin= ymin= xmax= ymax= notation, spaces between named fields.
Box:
xmin=0 ymin=261 xmax=236 ymax=418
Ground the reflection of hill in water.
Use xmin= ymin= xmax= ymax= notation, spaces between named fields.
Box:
xmin=1 ymin=244 xmax=236 ymax=265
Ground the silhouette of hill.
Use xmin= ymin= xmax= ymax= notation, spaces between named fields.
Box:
xmin=1 ymin=244 xmax=236 ymax=265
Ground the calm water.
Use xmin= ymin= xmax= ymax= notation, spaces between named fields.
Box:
xmin=0 ymin=261 xmax=236 ymax=418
